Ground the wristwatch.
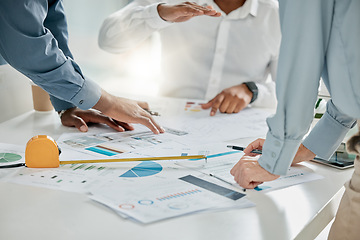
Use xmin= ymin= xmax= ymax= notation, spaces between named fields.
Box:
xmin=243 ymin=82 xmax=258 ymax=104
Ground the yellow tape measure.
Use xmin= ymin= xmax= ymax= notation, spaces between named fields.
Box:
xmin=24 ymin=135 xmax=206 ymax=168
xmin=25 ymin=135 xmax=60 ymax=168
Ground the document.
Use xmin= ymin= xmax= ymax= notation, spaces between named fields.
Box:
xmin=0 ymin=143 xmax=25 ymax=180
xmin=158 ymin=102 xmax=272 ymax=144
xmin=6 ymin=150 xmax=205 ymax=193
xmin=56 ymin=125 xmax=189 ymax=161
xmin=190 ymin=143 xmax=324 ymax=192
xmin=90 ymin=175 xmax=254 ymax=224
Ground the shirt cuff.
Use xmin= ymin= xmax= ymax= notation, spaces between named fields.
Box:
xmin=302 ymin=108 xmax=355 ymax=159
xmin=49 ymin=95 xmax=75 ymax=112
xmin=143 ymin=3 xmax=173 ymax=29
xmin=258 ymin=131 xmax=302 ymax=175
xmin=251 ymin=82 xmax=277 ymax=109
xmin=70 ymin=77 xmax=102 ymax=110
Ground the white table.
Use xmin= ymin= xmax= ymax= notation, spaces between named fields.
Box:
xmin=0 ymin=101 xmax=353 ymax=240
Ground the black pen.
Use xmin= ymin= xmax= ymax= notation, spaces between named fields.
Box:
xmin=0 ymin=163 xmax=26 ymax=169
xmin=227 ymin=145 xmax=262 ymax=155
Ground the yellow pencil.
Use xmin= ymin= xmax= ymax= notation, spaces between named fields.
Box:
xmin=59 ymin=155 xmax=207 ymax=165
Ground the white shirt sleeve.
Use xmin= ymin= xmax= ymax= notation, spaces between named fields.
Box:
xmin=252 ymin=56 xmax=277 ymax=108
xmin=98 ymin=0 xmax=172 ymax=53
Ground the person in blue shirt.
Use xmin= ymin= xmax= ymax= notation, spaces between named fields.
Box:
xmin=230 ymin=0 xmax=360 ymax=238
xmin=0 ymin=0 xmax=164 ymax=134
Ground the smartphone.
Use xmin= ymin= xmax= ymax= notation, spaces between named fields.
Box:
xmin=311 ymin=151 xmax=356 ymax=170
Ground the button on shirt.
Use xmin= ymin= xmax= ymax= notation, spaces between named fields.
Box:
xmin=0 ymin=0 xmax=101 ymax=111
xmin=99 ymin=0 xmax=281 ymax=108
xmin=259 ymin=0 xmax=360 ymax=175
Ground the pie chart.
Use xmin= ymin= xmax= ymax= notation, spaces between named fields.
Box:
xmin=0 ymin=153 xmax=22 ymax=163
xmin=120 ymin=161 xmax=162 ymax=178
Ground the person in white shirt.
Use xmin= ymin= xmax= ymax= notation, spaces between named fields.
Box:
xmin=99 ymin=0 xmax=280 ymax=116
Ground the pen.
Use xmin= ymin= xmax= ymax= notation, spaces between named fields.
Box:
xmin=209 ymin=173 xmax=246 ymax=192
xmin=227 ymin=145 xmax=262 ymax=155
xmin=145 ymin=109 xmax=160 ymax=116
xmin=0 ymin=163 xmax=26 ymax=169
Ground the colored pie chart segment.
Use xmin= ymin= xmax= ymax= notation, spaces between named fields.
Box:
xmin=0 ymin=153 xmax=22 ymax=163
xmin=120 ymin=161 xmax=162 ymax=178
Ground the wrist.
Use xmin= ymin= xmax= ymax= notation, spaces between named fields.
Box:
xmin=93 ymin=90 xmax=112 ymax=115
xmin=157 ymin=3 xmax=168 ymax=21
xmin=294 ymin=144 xmax=316 ymax=163
xmin=58 ymin=110 xmax=67 ymax=119
xmin=243 ymin=82 xmax=258 ymax=103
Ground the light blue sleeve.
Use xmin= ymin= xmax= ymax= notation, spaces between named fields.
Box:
xmin=258 ymin=0 xmax=335 ymax=175
xmin=0 ymin=0 xmax=101 ymax=111
xmin=302 ymin=100 xmax=356 ymax=160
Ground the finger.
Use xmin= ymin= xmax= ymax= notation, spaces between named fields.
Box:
xmin=140 ymin=111 xmax=165 ymax=133
xmin=234 ymin=101 xmax=246 ymax=113
xmin=137 ymin=101 xmax=149 ymax=110
xmin=234 ymin=99 xmax=247 ymax=113
xmin=203 ymin=5 xmax=221 ymax=17
xmin=247 ymin=181 xmax=263 ymax=189
xmin=225 ymin=98 xmax=238 ymax=113
xmin=114 ymin=120 xmax=134 ymax=131
xmin=86 ymin=114 xmax=126 ymax=132
xmin=219 ymin=96 xmax=231 ymax=113
xmin=185 ymin=3 xmax=218 ymax=16
xmin=138 ymin=113 xmax=165 ymax=134
xmin=71 ymin=116 xmax=89 ymax=132
xmin=244 ymin=138 xmax=265 ymax=155
xmin=210 ymin=95 xmax=224 ymax=116
xmin=180 ymin=5 xmax=205 ymax=17
xmin=201 ymin=100 xmax=213 ymax=109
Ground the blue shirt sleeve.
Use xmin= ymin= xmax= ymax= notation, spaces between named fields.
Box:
xmin=0 ymin=55 xmax=6 ymax=65
xmin=0 ymin=0 xmax=101 ymax=111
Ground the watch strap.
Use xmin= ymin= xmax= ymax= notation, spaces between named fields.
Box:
xmin=244 ymin=82 xmax=258 ymax=104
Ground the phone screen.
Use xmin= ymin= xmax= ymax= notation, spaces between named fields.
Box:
xmin=311 ymin=151 xmax=356 ymax=169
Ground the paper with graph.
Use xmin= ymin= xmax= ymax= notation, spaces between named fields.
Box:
xmin=90 ymin=175 xmax=254 ymax=224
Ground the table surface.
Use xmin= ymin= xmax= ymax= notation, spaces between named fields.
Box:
xmin=0 ymin=98 xmax=353 ymax=240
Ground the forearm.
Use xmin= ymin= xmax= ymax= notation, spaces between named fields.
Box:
xmin=98 ymin=0 xmax=172 ymax=53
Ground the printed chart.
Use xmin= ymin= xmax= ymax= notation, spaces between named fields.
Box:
xmin=8 ymin=160 xmax=165 ymax=193
xmin=0 ymin=153 xmax=22 ymax=163
xmin=90 ymin=176 xmax=253 ymax=223
xmin=120 ymin=161 xmax=163 ymax=178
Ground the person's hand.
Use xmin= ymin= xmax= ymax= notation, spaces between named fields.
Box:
xmin=93 ymin=90 xmax=164 ymax=134
xmin=157 ymin=2 xmax=221 ymax=23
xmin=201 ymin=84 xmax=253 ymax=116
xmin=292 ymin=143 xmax=316 ymax=165
xmin=243 ymin=138 xmax=265 ymax=156
xmin=60 ymin=107 xmax=135 ymax=133
xmin=243 ymin=138 xmax=316 ymax=165
xmin=230 ymin=155 xmax=280 ymax=189
xmin=136 ymin=100 xmax=150 ymax=111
